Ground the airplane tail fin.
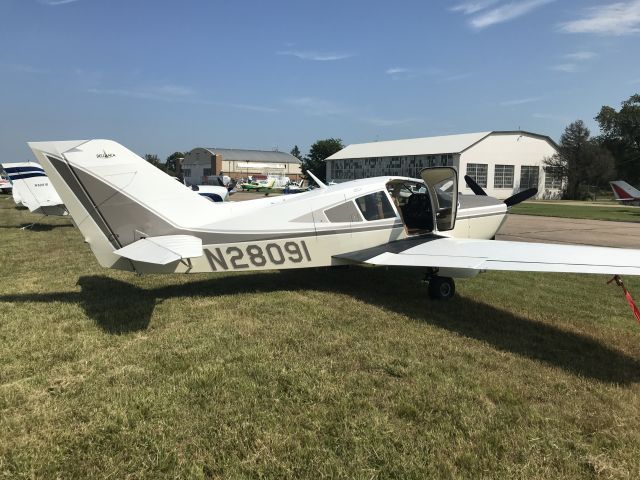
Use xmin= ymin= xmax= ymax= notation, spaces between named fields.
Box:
xmin=28 ymin=139 xmax=219 ymax=269
xmin=1 ymin=162 xmax=66 ymax=215
xmin=610 ymin=181 xmax=640 ymax=202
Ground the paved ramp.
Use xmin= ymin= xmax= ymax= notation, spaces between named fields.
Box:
xmin=497 ymin=215 xmax=640 ymax=248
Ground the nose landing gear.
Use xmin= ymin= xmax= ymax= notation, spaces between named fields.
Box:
xmin=424 ymin=269 xmax=456 ymax=300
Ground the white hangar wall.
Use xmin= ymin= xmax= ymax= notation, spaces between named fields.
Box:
xmin=460 ymin=133 xmax=560 ymax=199
xmin=325 ymin=131 xmax=562 ymax=200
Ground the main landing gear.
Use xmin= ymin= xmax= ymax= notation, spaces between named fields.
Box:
xmin=424 ymin=269 xmax=456 ymax=300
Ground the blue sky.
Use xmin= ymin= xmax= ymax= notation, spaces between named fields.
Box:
xmin=1 ymin=0 xmax=639 ymax=162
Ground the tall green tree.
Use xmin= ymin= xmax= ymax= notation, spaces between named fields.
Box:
xmin=165 ymin=152 xmax=184 ymax=176
xmin=290 ymin=145 xmax=302 ymax=161
xmin=545 ymin=120 xmax=616 ymax=199
xmin=302 ymin=138 xmax=344 ymax=182
xmin=595 ymin=93 xmax=640 ymax=184
xmin=144 ymin=154 xmax=161 ymax=168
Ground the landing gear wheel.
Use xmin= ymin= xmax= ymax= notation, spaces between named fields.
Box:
xmin=428 ymin=276 xmax=455 ymax=300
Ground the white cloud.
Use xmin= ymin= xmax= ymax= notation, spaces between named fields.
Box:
xmin=437 ymin=72 xmax=473 ymax=83
xmin=88 ymin=85 xmax=279 ymax=112
xmin=468 ymin=0 xmax=556 ymax=29
xmin=451 ymin=1 xmax=500 ymax=15
xmin=499 ymin=96 xmax=543 ymax=106
xmin=564 ymin=51 xmax=597 ymax=61
xmin=385 ymin=67 xmax=411 ymax=75
xmin=559 ymin=1 xmax=640 ymax=36
xmin=3 ymin=63 xmax=49 ymax=74
xmin=87 ymin=86 xmax=194 ymax=101
xmin=285 ymin=97 xmax=347 ymax=116
xmin=277 ymin=50 xmax=353 ymax=61
xmin=39 ymin=0 xmax=82 ymax=5
xmin=552 ymin=63 xmax=579 ymax=73
xmin=361 ymin=117 xmax=415 ymax=127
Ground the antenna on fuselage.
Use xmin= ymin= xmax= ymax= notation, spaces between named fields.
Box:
xmin=306 ymin=170 xmax=327 ymax=189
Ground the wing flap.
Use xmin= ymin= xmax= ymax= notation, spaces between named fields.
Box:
xmin=341 ymin=237 xmax=640 ymax=275
xmin=114 ymin=235 xmax=203 ymax=265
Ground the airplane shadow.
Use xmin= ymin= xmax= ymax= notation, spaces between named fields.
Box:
xmin=0 ymin=223 xmax=74 ymax=231
xmin=2 ymin=268 xmax=639 ymax=384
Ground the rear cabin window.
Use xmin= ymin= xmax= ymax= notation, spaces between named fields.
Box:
xmin=355 ymin=191 xmax=396 ymax=221
xmin=325 ymin=201 xmax=363 ymax=222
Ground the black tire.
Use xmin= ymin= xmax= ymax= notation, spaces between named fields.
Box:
xmin=428 ymin=276 xmax=455 ymax=300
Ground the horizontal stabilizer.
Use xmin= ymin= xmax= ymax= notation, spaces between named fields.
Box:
xmin=114 ymin=235 xmax=203 ymax=265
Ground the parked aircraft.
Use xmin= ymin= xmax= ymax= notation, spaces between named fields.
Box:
xmin=610 ymin=180 xmax=640 ymax=206
xmin=0 ymin=162 xmax=67 ymax=216
xmin=190 ymin=184 xmax=229 ymax=202
xmin=28 ymin=140 xmax=640 ymax=299
xmin=0 ymin=172 xmax=12 ymax=194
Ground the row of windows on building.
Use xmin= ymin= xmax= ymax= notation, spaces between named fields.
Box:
xmin=329 ymin=154 xmax=454 ymax=180
xmin=466 ymin=164 xmax=563 ymax=190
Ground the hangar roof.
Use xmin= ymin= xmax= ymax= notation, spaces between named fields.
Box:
xmin=198 ymin=147 xmax=301 ymax=164
xmin=325 ymin=131 xmax=557 ymax=160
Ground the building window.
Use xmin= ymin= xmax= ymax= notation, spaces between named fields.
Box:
xmin=520 ymin=166 xmax=539 ymax=189
xmin=203 ymin=168 xmax=213 ymax=176
xmin=440 ymin=154 xmax=454 ymax=166
xmin=494 ymin=165 xmax=514 ymax=188
xmin=355 ymin=191 xmax=396 ymax=221
xmin=466 ymin=163 xmax=488 ymax=188
xmin=182 ymin=169 xmax=191 ymax=178
xmin=544 ymin=166 xmax=563 ymax=189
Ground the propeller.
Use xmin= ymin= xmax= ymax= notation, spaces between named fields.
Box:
xmin=464 ymin=175 xmax=487 ymax=196
xmin=464 ymin=174 xmax=537 ymax=207
xmin=503 ymin=187 xmax=538 ymax=207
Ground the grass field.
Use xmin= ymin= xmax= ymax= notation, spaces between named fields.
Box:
xmin=2 ymin=198 xmax=640 ymax=479
xmin=511 ymin=201 xmax=640 ymax=223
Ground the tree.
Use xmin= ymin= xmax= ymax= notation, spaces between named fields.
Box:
xmin=595 ymin=93 xmax=640 ymax=184
xmin=165 ymin=152 xmax=183 ymax=175
xmin=544 ymin=120 xmax=591 ymax=199
xmin=144 ymin=154 xmax=161 ymax=168
xmin=290 ymin=145 xmax=302 ymax=161
xmin=582 ymin=144 xmax=616 ymax=191
xmin=545 ymin=120 xmax=616 ymax=199
xmin=302 ymin=138 xmax=344 ymax=182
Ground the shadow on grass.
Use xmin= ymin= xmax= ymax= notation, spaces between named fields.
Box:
xmin=2 ymin=268 xmax=639 ymax=384
xmin=0 ymin=223 xmax=74 ymax=231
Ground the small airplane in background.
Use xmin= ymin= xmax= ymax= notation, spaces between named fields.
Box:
xmin=610 ymin=180 xmax=640 ymax=206
xmin=28 ymin=139 xmax=640 ymax=300
xmin=0 ymin=162 xmax=67 ymax=219
xmin=0 ymin=172 xmax=12 ymax=194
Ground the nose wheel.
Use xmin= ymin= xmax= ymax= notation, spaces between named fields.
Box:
xmin=426 ymin=275 xmax=456 ymax=300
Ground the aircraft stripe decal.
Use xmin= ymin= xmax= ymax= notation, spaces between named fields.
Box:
xmin=4 ymin=166 xmax=45 ymax=174
xmin=5 ymin=172 xmax=48 ymax=180
xmin=612 ymin=183 xmax=635 ymax=200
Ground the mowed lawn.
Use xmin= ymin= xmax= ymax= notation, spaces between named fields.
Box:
xmin=2 ymin=199 xmax=640 ymax=479
xmin=511 ymin=201 xmax=640 ymax=223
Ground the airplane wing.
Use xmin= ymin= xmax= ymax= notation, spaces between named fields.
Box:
xmin=336 ymin=236 xmax=640 ymax=275
xmin=114 ymin=235 xmax=203 ymax=265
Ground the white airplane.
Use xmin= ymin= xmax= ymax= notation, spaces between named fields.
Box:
xmin=191 ymin=184 xmax=230 ymax=202
xmin=28 ymin=139 xmax=640 ymax=300
xmin=1 ymin=162 xmax=67 ymax=216
xmin=610 ymin=180 xmax=640 ymax=206
xmin=0 ymin=172 xmax=12 ymax=194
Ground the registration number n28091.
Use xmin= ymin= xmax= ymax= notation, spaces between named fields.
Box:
xmin=205 ymin=240 xmax=312 ymax=271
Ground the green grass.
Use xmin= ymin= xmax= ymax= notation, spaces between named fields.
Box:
xmin=511 ymin=201 xmax=640 ymax=223
xmin=2 ymin=197 xmax=640 ymax=479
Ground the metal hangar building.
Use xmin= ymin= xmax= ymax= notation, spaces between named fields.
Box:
xmin=325 ymin=131 xmax=561 ymax=199
xmin=180 ymin=147 xmax=302 ymax=185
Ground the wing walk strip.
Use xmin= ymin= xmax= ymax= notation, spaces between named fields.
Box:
xmin=337 ymin=236 xmax=640 ymax=276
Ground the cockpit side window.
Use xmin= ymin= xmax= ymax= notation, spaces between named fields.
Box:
xmin=325 ymin=201 xmax=363 ymax=222
xmin=355 ymin=191 xmax=396 ymax=221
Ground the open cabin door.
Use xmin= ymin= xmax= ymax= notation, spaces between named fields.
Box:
xmin=420 ymin=167 xmax=458 ymax=232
